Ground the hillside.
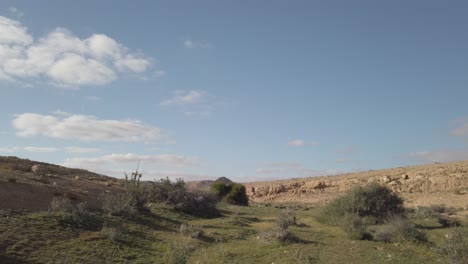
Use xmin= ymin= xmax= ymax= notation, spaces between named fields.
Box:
xmin=0 ymin=156 xmax=121 ymax=211
xmin=244 ymin=160 xmax=468 ymax=209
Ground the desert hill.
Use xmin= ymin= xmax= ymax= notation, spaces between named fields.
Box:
xmin=0 ymin=156 xmax=121 ymax=211
xmin=243 ymin=160 xmax=468 ymax=209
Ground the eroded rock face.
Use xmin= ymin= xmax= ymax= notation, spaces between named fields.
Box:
xmin=243 ymin=161 xmax=468 ymax=204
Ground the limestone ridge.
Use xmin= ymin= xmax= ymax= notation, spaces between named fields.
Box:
xmin=243 ymin=160 xmax=468 ymax=207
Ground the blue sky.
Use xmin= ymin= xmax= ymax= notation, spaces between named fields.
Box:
xmin=1 ymin=0 xmax=468 ymax=182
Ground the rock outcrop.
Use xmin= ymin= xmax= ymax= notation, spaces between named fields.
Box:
xmin=243 ymin=161 xmax=468 ymax=206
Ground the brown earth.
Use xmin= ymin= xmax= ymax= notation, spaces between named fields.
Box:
xmin=243 ymin=160 xmax=468 ymax=209
xmin=0 ymin=156 xmax=123 ymax=211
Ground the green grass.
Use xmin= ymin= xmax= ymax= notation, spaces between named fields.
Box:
xmin=0 ymin=203 xmax=466 ymax=263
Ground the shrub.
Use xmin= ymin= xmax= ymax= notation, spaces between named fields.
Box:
xmin=437 ymin=215 xmax=461 ymax=227
xmin=100 ymin=226 xmax=121 ymax=242
xmin=101 ymin=170 xmax=148 ymax=217
xmin=151 ymin=177 xmax=186 ymax=205
xmin=277 ymin=207 xmax=297 ymax=230
xmin=50 ymin=197 xmax=75 ymax=213
xmin=375 ymin=215 xmax=426 ymax=243
xmin=436 ymin=227 xmax=468 ymax=264
xmin=211 ymin=181 xmax=232 ymax=198
xmin=261 ymin=207 xmax=300 ymax=244
xmin=151 ymin=178 xmax=219 ymax=218
xmin=174 ymin=191 xmax=220 ymax=218
xmin=341 ymin=213 xmax=371 ymax=240
xmin=163 ymin=241 xmax=194 ymax=264
xmin=225 ymin=183 xmax=249 ymax=206
xmin=179 ymin=222 xmax=203 ymax=238
xmin=319 ymin=182 xmax=403 ymax=225
xmin=101 ymin=192 xmax=138 ymax=217
xmin=210 ymin=182 xmax=249 ymax=206
xmin=411 ymin=205 xmax=457 ymax=219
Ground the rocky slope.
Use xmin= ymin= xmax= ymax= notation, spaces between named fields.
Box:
xmin=243 ymin=160 xmax=468 ymax=208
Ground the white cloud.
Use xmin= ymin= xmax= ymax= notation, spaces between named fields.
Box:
xmin=0 ymin=16 xmax=151 ymax=87
xmin=63 ymin=153 xmax=200 ymax=178
xmin=65 ymin=147 xmax=101 ymax=154
xmin=23 ymin=146 xmax=60 ymax=153
xmin=160 ymin=90 xmax=220 ymax=118
xmin=0 ymin=146 xmax=20 ymax=153
xmin=183 ymin=39 xmax=212 ymax=49
xmin=160 ymin=90 xmax=205 ymax=106
xmin=13 ymin=113 xmax=162 ymax=142
xmin=408 ymin=149 xmax=468 ymax=163
xmin=288 ymin=139 xmax=305 ymax=147
xmin=287 ymin=139 xmax=318 ymax=147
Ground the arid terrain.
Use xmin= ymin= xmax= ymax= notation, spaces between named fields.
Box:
xmin=2 ymin=156 xmax=468 ymax=211
xmin=1 ymin=156 xmax=468 ymax=263
xmin=243 ymin=161 xmax=468 ymax=209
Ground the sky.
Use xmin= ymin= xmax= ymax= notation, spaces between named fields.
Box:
xmin=0 ymin=0 xmax=468 ymax=182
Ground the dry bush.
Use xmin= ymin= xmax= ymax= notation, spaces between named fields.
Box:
xmin=436 ymin=227 xmax=468 ymax=264
xmin=375 ymin=215 xmax=426 ymax=243
xmin=179 ymin=222 xmax=203 ymax=238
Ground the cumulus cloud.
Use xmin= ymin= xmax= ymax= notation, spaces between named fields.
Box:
xmin=160 ymin=90 xmax=205 ymax=106
xmin=0 ymin=16 xmax=151 ymax=87
xmin=408 ymin=149 xmax=468 ymax=163
xmin=13 ymin=113 xmax=162 ymax=142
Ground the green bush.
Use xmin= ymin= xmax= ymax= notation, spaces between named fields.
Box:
xmin=319 ymin=182 xmax=403 ymax=225
xmin=436 ymin=227 xmax=468 ymax=264
xmin=341 ymin=213 xmax=371 ymax=240
xmin=101 ymin=170 xmax=148 ymax=217
xmin=211 ymin=182 xmax=249 ymax=206
xmin=211 ymin=181 xmax=232 ymax=198
xmin=151 ymin=177 xmax=186 ymax=205
xmin=375 ymin=215 xmax=426 ymax=243
xmin=151 ymin=178 xmax=220 ymax=218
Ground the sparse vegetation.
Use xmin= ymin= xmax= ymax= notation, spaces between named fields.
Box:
xmin=151 ymin=177 xmax=219 ymax=217
xmin=375 ymin=214 xmax=427 ymax=243
xmin=179 ymin=222 xmax=203 ymax=238
xmin=318 ymin=182 xmax=404 ymax=226
xmin=101 ymin=170 xmax=148 ymax=217
xmin=341 ymin=213 xmax=371 ymax=240
xmin=436 ymin=227 xmax=468 ymax=264
xmin=1 ymin=156 xmax=467 ymax=263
